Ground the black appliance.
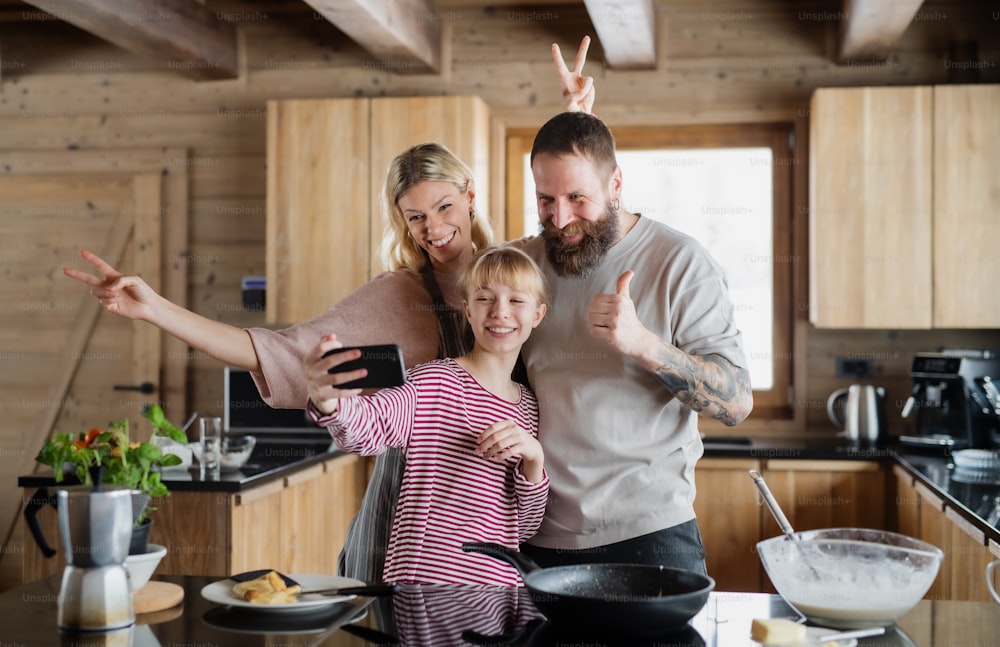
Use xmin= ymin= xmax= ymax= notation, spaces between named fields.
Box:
xmin=899 ymin=350 xmax=1000 ymax=449
xmin=224 ymin=367 xmax=322 ymax=434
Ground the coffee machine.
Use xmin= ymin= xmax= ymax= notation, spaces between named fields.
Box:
xmin=899 ymin=350 xmax=1000 ymax=449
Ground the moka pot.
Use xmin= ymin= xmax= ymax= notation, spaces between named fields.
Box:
xmin=56 ymin=484 xmax=135 ymax=631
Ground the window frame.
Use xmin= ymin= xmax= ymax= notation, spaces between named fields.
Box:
xmin=504 ymin=123 xmax=795 ymax=422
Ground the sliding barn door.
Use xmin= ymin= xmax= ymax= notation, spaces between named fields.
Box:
xmin=0 ymin=149 xmax=188 ymax=590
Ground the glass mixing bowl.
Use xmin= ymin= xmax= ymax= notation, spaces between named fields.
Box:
xmin=756 ymin=528 xmax=943 ymax=629
xmin=218 ymin=434 xmax=257 ymax=472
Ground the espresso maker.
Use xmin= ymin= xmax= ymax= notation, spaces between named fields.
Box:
xmin=899 ymin=350 xmax=1000 ymax=449
xmin=56 ymin=483 xmax=135 ymax=631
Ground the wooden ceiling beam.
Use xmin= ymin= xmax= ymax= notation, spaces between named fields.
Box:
xmin=303 ymin=0 xmax=441 ymax=74
xmin=838 ymin=0 xmax=924 ymax=63
xmin=583 ymin=0 xmax=656 ymax=69
xmin=22 ymin=0 xmax=238 ymax=80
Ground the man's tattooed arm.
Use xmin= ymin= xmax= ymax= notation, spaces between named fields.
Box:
xmin=650 ymin=345 xmax=753 ymax=426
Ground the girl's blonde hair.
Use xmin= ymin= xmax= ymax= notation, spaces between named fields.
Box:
xmin=379 ymin=143 xmax=494 ymax=272
xmin=458 ymin=245 xmax=548 ymax=306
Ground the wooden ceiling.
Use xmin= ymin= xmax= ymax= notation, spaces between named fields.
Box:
xmin=9 ymin=0 xmax=933 ymax=81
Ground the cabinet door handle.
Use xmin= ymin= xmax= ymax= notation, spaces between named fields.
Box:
xmin=113 ymin=382 xmax=156 ymax=394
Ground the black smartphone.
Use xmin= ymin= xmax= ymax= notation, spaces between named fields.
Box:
xmin=323 ymin=344 xmax=406 ymax=389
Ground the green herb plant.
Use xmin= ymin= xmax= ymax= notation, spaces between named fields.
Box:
xmin=35 ymin=404 xmax=187 ymax=526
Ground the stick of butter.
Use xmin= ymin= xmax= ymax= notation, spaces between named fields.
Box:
xmin=751 ymin=618 xmax=807 ymax=645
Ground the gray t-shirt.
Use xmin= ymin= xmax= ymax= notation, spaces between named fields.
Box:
xmin=521 ymin=216 xmax=747 ymax=549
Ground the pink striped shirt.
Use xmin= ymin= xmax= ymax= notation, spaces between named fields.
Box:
xmin=312 ymin=358 xmax=549 ymax=586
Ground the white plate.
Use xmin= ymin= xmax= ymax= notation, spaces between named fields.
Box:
xmin=800 ymin=626 xmax=859 ymax=646
xmin=200 ymin=573 xmax=364 ymax=612
xmin=952 ymin=449 xmax=1000 ymax=471
xmin=202 ymin=603 xmax=369 ymax=634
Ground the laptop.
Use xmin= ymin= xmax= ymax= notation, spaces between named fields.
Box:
xmin=223 ymin=367 xmax=327 ymax=439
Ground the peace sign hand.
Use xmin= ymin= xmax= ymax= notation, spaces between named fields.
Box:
xmin=63 ymin=250 xmax=159 ymax=321
xmin=552 ymin=35 xmax=595 ymax=114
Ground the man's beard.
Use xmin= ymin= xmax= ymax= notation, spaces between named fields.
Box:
xmin=542 ymin=203 xmax=620 ymax=277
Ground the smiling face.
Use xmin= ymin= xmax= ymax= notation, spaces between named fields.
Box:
xmin=532 ymin=152 xmax=622 ymax=277
xmin=397 ymin=180 xmax=476 ymax=274
xmin=464 ymin=283 xmax=546 ymax=356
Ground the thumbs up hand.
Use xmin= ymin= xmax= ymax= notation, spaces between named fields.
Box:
xmin=587 ymin=270 xmax=649 ymax=356
xmin=615 ymin=270 xmax=633 ymax=300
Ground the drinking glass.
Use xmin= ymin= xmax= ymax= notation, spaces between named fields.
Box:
xmin=198 ymin=416 xmax=222 ymax=476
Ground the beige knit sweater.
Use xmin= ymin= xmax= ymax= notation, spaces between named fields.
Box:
xmin=245 ymin=269 xmax=462 ymax=409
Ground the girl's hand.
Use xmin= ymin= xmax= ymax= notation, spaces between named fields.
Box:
xmin=304 ymin=334 xmax=365 ymax=415
xmin=63 ymin=250 xmax=160 ymax=321
xmin=476 ymin=419 xmax=545 ymax=483
xmin=553 ymin=35 xmax=595 ymax=114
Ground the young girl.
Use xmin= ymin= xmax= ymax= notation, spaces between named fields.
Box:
xmin=304 ymin=245 xmax=549 ymax=586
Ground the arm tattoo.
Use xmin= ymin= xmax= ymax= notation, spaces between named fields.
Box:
xmin=653 ymin=351 xmax=753 ymax=426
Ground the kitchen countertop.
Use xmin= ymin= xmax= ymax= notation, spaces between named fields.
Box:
xmin=3 ymin=573 xmax=997 ymax=646
xmin=19 ymin=431 xmax=1000 ymax=543
xmin=18 ymin=433 xmax=344 ymax=493
xmin=894 ymin=450 xmax=1000 ymax=544
xmin=700 ymin=434 xmax=1000 ymax=545
xmin=14 ymin=434 xmax=1000 ymax=645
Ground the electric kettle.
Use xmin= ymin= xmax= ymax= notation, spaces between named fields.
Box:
xmin=827 ymin=384 xmax=887 ymax=445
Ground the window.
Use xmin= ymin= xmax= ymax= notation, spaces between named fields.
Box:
xmin=506 ymin=124 xmax=794 ymax=418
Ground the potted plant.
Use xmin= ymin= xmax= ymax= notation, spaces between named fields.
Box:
xmin=34 ymin=404 xmax=187 ymax=554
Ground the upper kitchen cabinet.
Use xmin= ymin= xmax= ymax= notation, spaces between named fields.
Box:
xmin=809 ymin=86 xmax=933 ymax=329
xmin=933 ymin=86 xmax=1000 ymax=328
xmin=266 ymin=96 xmax=493 ymax=325
xmin=809 ymin=85 xmax=1000 ymax=329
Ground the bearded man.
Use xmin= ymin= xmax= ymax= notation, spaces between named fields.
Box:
xmin=519 ymin=112 xmax=753 ymax=574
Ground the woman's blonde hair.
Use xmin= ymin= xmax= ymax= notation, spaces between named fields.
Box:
xmin=379 ymin=143 xmax=494 ymax=272
xmin=458 ymin=245 xmax=548 ymax=306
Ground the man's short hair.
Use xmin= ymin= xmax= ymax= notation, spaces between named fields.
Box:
xmin=530 ymin=112 xmax=618 ymax=181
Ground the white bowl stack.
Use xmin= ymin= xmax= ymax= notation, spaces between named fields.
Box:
xmin=125 ymin=543 xmax=167 ymax=591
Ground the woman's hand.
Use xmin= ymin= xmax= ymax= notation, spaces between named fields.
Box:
xmin=476 ymin=419 xmax=545 ymax=484
xmin=553 ymin=35 xmax=595 ymax=114
xmin=63 ymin=250 xmax=161 ymax=321
xmin=304 ymin=334 xmax=365 ymax=415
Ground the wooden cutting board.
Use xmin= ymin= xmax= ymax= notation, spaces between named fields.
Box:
xmin=134 ymin=581 xmax=184 ymax=616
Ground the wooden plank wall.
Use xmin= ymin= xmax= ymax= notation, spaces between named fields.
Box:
xmin=1 ymin=0 xmax=999 ymax=589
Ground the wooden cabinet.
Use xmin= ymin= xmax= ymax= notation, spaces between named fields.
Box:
xmin=931 ymin=86 xmax=1000 ymax=328
xmin=762 ymin=460 xmax=886 ymax=534
xmin=891 ymin=464 xmax=999 ymax=602
xmin=809 ymin=84 xmax=1000 ymax=329
xmin=694 ymin=458 xmax=764 ymax=592
xmin=21 ymin=454 xmax=368 ymax=584
xmin=809 ymin=86 xmax=933 ymax=329
xmin=694 ymin=457 xmax=885 ymax=593
xmin=229 ymin=454 xmax=369 ymax=575
xmin=265 ymin=95 xmax=494 ymax=324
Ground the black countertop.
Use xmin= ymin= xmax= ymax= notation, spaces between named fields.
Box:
xmin=18 ymin=433 xmax=344 ymax=493
xmin=4 ymin=573 xmax=997 ymax=646
xmin=701 ymin=434 xmax=1000 ymax=545
xmin=19 ymin=432 xmax=1000 ymax=543
xmin=894 ymin=451 xmax=1000 ymax=542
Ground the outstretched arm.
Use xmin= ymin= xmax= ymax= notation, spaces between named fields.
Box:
xmin=588 ymin=271 xmax=754 ymax=426
xmin=553 ymin=35 xmax=595 ymax=114
xmin=64 ymin=250 xmax=260 ymax=371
